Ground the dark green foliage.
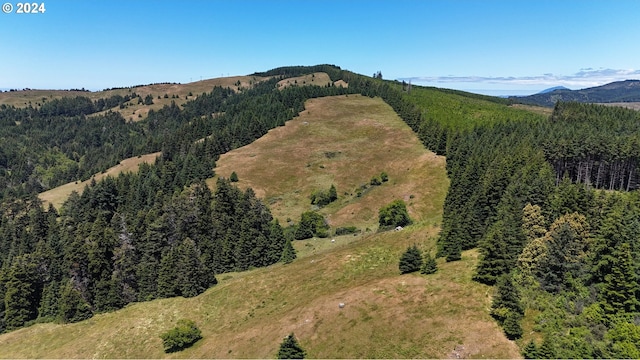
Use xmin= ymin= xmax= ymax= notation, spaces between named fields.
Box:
xmin=522 ymin=340 xmax=538 ymax=359
xmin=601 ymin=243 xmax=639 ymax=315
xmin=399 ymin=245 xmax=422 ymax=274
xmin=230 ymin=171 xmax=239 ymax=182
xmin=280 ymin=238 xmax=296 ymax=264
xmin=420 ymin=252 xmax=437 ymax=274
xmin=160 ymin=319 xmax=202 ymax=353
xmin=380 ymin=172 xmax=389 ymax=182
xmin=3 ymin=255 xmax=39 ymax=329
xmin=538 ymin=335 xmax=557 ymax=359
xmin=294 ymin=211 xmax=329 ymax=240
xmin=334 ymin=226 xmax=358 ymax=236
xmin=490 ymin=273 xmax=524 ymax=324
xmin=277 ymin=332 xmax=306 ymax=359
xmin=370 ymin=176 xmax=381 ymax=186
xmin=58 ymin=280 xmax=92 ymax=323
xmin=378 ymin=199 xmax=412 ymax=228
xmin=309 ymin=184 xmax=338 ymax=207
xmin=503 ymin=311 xmax=523 ymax=340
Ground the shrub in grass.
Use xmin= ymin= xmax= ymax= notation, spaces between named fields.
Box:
xmin=160 ymin=319 xmax=202 ymax=353
xmin=379 ymin=199 xmax=412 ymax=229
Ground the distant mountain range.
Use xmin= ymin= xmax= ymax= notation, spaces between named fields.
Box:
xmin=511 ymin=80 xmax=640 ymax=107
xmin=536 ymin=86 xmax=570 ymax=94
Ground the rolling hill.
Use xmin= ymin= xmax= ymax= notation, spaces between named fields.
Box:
xmin=512 ymin=79 xmax=640 ymax=107
xmin=0 ymin=93 xmax=522 ymax=358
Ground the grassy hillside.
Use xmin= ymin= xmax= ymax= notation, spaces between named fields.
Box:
xmin=0 ymin=75 xmax=268 ymax=121
xmin=212 ymin=95 xmax=446 ymax=230
xmin=0 ymin=94 xmax=521 ymax=358
xmin=277 ymin=72 xmax=332 ymax=89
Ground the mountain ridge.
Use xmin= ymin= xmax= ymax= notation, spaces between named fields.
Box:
xmin=512 ymin=79 xmax=640 ymax=106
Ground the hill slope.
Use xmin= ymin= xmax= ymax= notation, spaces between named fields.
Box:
xmin=0 ymin=95 xmax=520 ymax=358
xmin=0 ymin=75 xmax=269 ymax=121
xmin=512 ymin=79 xmax=640 ymax=107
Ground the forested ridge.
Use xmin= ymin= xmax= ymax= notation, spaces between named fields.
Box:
xmin=0 ymin=71 xmax=356 ymax=331
xmin=413 ymin=98 xmax=640 ymax=355
xmin=2 ymin=64 xmax=640 ymax=357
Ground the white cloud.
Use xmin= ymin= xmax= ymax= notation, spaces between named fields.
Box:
xmin=401 ymin=68 xmax=640 ymax=90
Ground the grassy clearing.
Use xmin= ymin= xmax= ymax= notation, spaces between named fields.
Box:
xmin=277 ymin=72 xmax=332 ymax=89
xmin=38 ymin=152 xmax=160 ymax=209
xmin=212 ymin=94 xmax=447 ymax=230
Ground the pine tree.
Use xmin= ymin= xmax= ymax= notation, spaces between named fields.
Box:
xmin=3 ymin=255 xmax=39 ymax=329
xmin=230 ymin=171 xmax=239 ymax=182
xmin=281 ymin=238 xmax=296 ymax=264
xmin=278 ymin=332 xmax=306 ymax=359
xmin=503 ymin=311 xmax=523 ymax=340
xmin=421 ymin=252 xmax=438 ymax=274
xmin=490 ymin=273 xmax=524 ymax=324
xmin=538 ymin=335 xmax=557 ymax=359
xmin=522 ymin=339 xmax=539 ymax=359
xmin=58 ymin=280 xmax=93 ymax=323
xmin=601 ymin=242 xmax=639 ymax=315
xmin=328 ymin=184 xmax=337 ymax=202
xmin=399 ymin=245 xmax=422 ymax=274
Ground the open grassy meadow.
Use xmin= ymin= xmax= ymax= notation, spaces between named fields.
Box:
xmin=213 ymin=94 xmax=446 ymax=230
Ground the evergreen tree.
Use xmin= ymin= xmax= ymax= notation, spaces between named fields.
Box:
xmin=328 ymin=184 xmax=337 ymax=202
xmin=3 ymin=255 xmax=39 ymax=329
xmin=399 ymin=245 xmax=422 ymax=274
xmin=490 ymin=273 xmax=524 ymax=324
xmin=278 ymin=332 xmax=306 ymax=359
xmin=58 ymin=280 xmax=92 ymax=323
xmin=421 ymin=252 xmax=438 ymax=274
xmin=503 ymin=311 xmax=523 ymax=340
xmin=281 ymin=238 xmax=296 ymax=264
xmin=522 ymin=340 xmax=539 ymax=359
xmin=601 ymin=243 xmax=639 ymax=315
xmin=230 ymin=171 xmax=239 ymax=182
xmin=536 ymin=213 xmax=590 ymax=293
xmin=538 ymin=335 xmax=557 ymax=359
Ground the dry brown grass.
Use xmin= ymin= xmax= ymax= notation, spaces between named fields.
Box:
xmin=0 ymin=75 xmax=270 ymax=121
xmin=38 ymin=152 xmax=160 ymax=209
xmin=212 ymin=94 xmax=446 ymax=230
xmin=277 ymin=72 xmax=332 ymax=89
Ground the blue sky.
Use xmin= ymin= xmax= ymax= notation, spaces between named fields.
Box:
xmin=1 ymin=0 xmax=639 ymax=95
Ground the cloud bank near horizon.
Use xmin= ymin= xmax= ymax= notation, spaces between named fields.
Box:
xmin=400 ymin=68 xmax=640 ymax=90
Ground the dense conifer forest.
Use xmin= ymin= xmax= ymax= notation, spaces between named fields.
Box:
xmin=2 ymin=64 xmax=640 ymax=357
